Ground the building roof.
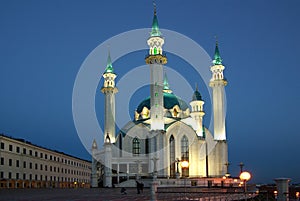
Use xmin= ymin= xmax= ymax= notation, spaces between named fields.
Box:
xmin=0 ymin=133 xmax=91 ymax=163
xmin=192 ymin=88 xmax=202 ymax=101
xmin=136 ymin=92 xmax=189 ymax=113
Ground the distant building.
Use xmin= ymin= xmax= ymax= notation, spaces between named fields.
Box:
xmin=0 ymin=134 xmax=91 ymax=188
xmin=92 ymin=6 xmax=229 ymax=187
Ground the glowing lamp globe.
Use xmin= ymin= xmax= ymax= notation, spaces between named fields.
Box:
xmin=240 ymin=171 xmax=251 ymax=181
xmin=181 ymin=161 xmax=189 ymax=168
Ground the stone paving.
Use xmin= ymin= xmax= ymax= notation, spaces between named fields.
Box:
xmin=0 ymin=188 xmax=151 ymax=201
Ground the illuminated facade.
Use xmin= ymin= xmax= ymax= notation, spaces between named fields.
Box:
xmin=0 ymin=134 xmax=91 ymax=189
xmin=92 ymin=7 xmax=228 ymax=188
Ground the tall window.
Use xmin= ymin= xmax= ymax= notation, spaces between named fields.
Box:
xmin=169 ymin=135 xmax=175 ymax=178
xmin=132 ymin=137 xmax=140 ymax=155
xmin=181 ymin=135 xmax=189 ymax=177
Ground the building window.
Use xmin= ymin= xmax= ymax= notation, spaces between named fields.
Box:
xmin=16 ymin=160 xmax=19 ymax=167
xmin=16 ymin=146 xmax=20 ymax=153
xmin=30 ymin=162 xmax=32 ymax=169
xmin=9 ymin=144 xmax=13 ymax=151
xmin=23 ymin=161 xmax=26 ymax=168
xmin=23 ymin=173 xmax=26 ymax=180
xmin=50 ymin=155 xmax=52 ymax=160
xmin=35 ymin=151 xmax=38 ymax=157
xmin=45 ymin=154 xmax=47 ymax=159
xmin=0 ymin=172 xmax=3 ymax=178
xmin=45 ymin=165 xmax=47 ymax=171
xmin=181 ymin=135 xmax=189 ymax=177
xmin=132 ymin=137 xmax=140 ymax=155
xmin=16 ymin=173 xmax=19 ymax=180
xmin=1 ymin=142 xmax=4 ymax=149
xmin=29 ymin=150 xmax=32 ymax=156
xmin=8 ymin=172 xmax=12 ymax=179
xmin=40 ymin=164 xmax=43 ymax=171
xmin=35 ymin=163 xmax=37 ymax=170
xmin=0 ymin=157 xmax=4 ymax=165
xmin=9 ymin=159 xmax=12 ymax=166
xmin=40 ymin=153 xmax=43 ymax=158
xmin=169 ymin=135 xmax=175 ymax=178
xmin=23 ymin=148 xmax=26 ymax=155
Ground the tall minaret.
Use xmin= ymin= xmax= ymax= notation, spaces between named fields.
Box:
xmin=91 ymin=139 xmax=98 ymax=188
xmin=189 ymin=85 xmax=205 ymax=137
xmin=209 ymin=41 xmax=227 ymax=140
xmin=101 ymin=51 xmax=118 ymax=143
xmin=145 ymin=5 xmax=167 ymax=130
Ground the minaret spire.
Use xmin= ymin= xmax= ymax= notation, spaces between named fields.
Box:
xmin=151 ymin=0 xmax=161 ymax=37
xmin=105 ymin=48 xmax=114 ymax=73
xmin=163 ymin=72 xmax=172 ymax=94
xmin=213 ymin=37 xmax=223 ymax=65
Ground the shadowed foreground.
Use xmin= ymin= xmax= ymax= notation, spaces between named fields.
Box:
xmin=0 ymin=188 xmax=150 ymax=201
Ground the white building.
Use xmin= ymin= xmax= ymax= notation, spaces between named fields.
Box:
xmin=0 ymin=134 xmax=91 ymax=188
xmin=92 ymin=7 xmax=229 ymax=188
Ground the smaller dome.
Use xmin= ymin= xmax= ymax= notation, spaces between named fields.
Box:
xmin=192 ymin=90 xmax=202 ymax=101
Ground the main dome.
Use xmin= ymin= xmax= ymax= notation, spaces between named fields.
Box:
xmin=136 ymin=92 xmax=189 ymax=113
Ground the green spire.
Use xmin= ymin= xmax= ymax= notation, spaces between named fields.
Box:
xmin=104 ymin=50 xmax=114 ymax=73
xmin=151 ymin=3 xmax=161 ymax=37
xmin=163 ymin=72 xmax=170 ymax=90
xmin=192 ymin=84 xmax=202 ymax=101
xmin=163 ymin=72 xmax=172 ymax=93
xmin=212 ymin=39 xmax=223 ymax=65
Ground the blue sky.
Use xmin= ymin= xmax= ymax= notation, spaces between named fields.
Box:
xmin=1 ymin=0 xmax=300 ymax=184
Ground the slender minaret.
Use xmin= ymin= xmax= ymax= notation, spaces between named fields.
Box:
xmin=101 ymin=51 xmax=118 ymax=143
xmin=209 ymin=40 xmax=228 ymax=177
xmin=145 ymin=5 xmax=167 ymax=130
xmin=209 ymin=41 xmax=227 ymax=140
xmin=189 ymin=85 xmax=205 ymax=137
xmin=91 ymin=139 xmax=98 ymax=187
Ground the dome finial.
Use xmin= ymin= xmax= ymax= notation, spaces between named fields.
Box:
xmin=153 ymin=0 xmax=157 ymax=15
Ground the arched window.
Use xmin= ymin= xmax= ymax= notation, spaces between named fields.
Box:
xmin=132 ymin=137 xmax=140 ymax=155
xmin=169 ymin=135 xmax=175 ymax=178
xmin=181 ymin=135 xmax=189 ymax=177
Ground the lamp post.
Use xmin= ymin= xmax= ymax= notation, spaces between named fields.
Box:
xmin=239 ymin=162 xmax=244 ymax=173
xmin=240 ymin=171 xmax=251 ymax=201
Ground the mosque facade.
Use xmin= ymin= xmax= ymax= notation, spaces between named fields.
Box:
xmin=91 ymin=7 xmax=229 ymax=188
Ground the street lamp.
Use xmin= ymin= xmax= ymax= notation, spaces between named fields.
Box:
xmin=240 ymin=171 xmax=251 ymax=200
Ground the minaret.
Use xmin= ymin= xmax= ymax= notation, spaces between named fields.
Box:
xmin=101 ymin=51 xmax=118 ymax=143
xmin=209 ymin=40 xmax=228 ymax=177
xmin=189 ymin=85 xmax=205 ymax=137
xmin=145 ymin=5 xmax=167 ymax=130
xmin=209 ymin=41 xmax=227 ymax=140
xmin=91 ymin=139 xmax=98 ymax=187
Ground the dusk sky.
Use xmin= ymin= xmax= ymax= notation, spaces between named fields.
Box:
xmin=1 ymin=0 xmax=300 ymax=184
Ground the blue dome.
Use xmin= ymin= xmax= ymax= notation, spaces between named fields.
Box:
xmin=136 ymin=92 xmax=189 ymax=113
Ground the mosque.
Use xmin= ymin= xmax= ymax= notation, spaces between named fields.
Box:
xmin=91 ymin=6 xmax=229 ymax=188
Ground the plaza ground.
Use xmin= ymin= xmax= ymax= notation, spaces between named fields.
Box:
xmin=0 ymin=188 xmax=150 ymax=201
